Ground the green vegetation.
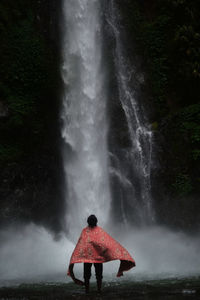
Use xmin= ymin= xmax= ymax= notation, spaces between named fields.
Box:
xmin=0 ymin=0 xmax=58 ymax=164
xmin=0 ymin=0 xmax=199 ymax=229
xmin=172 ymin=173 xmax=193 ymax=196
xmin=118 ymin=0 xmax=200 ymax=197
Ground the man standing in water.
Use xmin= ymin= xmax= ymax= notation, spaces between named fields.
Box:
xmin=68 ymin=215 xmax=135 ymax=294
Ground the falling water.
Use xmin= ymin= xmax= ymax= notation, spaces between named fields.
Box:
xmin=60 ymin=0 xmax=154 ymax=231
xmin=0 ymin=0 xmax=200 ymax=287
xmin=60 ymin=0 xmax=111 ymax=237
xmin=107 ymin=1 xmax=154 ymax=224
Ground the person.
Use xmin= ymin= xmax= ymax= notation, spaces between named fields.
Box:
xmin=67 ymin=215 xmax=135 ymax=294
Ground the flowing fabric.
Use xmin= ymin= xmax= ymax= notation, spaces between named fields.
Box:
xmin=67 ymin=226 xmax=135 ymax=279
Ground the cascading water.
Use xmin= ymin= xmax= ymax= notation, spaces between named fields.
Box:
xmin=106 ymin=1 xmax=154 ymax=225
xmin=0 ymin=0 xmax=200 ymax=287
xmin=61 ymin=0 xmax=111 ymax=237
xmin=61 ymin=0 xmax=154 ymax=230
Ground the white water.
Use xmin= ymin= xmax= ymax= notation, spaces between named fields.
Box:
xmin=61 ymin=0 xmax=111 ymax=237
xmin=0 ymin=224 xmax=200 ymax=286
xmin=0 ymin=0 xmax=200 ymax=287
xmin=107 ymin=1 xmax=154 ymax=224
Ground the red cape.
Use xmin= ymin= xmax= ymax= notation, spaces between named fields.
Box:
xmin=67 ymin=226 xmax=135 ymax=278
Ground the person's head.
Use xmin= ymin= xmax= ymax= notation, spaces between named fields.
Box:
xmin=87 ymin=215 xmax=98 ymax=228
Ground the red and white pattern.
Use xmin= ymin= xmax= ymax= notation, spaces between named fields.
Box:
xmin=68 ymin=226 xmax=135 ymax=277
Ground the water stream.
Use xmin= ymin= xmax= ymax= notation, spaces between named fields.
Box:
xmin=106 ymin=1 xmax=154 ymax=225
xmin=61 ymin=0 xmax=154 ymax=236
xmin=0 ymin=0 xmax=199 ymax=289
xmin=60 ymin=0 xmax=111 ymax=237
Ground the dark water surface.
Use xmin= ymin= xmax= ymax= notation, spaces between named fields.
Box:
xmin=0 ymin=277 xmax=200 ymax=299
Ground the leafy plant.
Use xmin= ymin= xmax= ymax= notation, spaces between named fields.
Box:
xmin=172 ymin=173 xmax=193 ymax=196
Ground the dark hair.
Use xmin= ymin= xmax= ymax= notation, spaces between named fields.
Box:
xmin=87 ymin=215 xmax=98 ymax=228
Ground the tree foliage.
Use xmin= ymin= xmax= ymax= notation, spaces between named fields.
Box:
xmin=0 ymin=0 xmax=57 ymax=163
xmin=117 ymin=0 xmax=200 ymax=200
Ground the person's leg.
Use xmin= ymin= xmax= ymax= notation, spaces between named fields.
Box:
xmin=94 ymin=263 xmax=103 ymax=293
xmin=83 ymin=263 xmax=92 ymax=294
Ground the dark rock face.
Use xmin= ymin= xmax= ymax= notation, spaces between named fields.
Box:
xmin=0 ymin=0 xmax=65 ymax=235
xmin=104 ymin=0 xmax=200 ymax=231
xmin=1 ymin=0 xmax=199 ymax=234
xmin=102 ymin=7 xmax=133 ymax=224
xmin=152 ymin=115 xmax=200 ymax=232
xmin=0 ymin=101 xmax=9 ymax=118
xmin=0 ymin=156 xmax=65 ymax=234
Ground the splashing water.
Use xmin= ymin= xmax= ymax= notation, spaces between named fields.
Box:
xmin=0 ymin=0 xmax=200 ymax=286
xmin=0 ymin=224 xmax=200 ymax=286
xmin=60 ymin=0 xmax=111 ymax=238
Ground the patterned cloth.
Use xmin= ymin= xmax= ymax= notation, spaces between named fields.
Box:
xmin=67 ymin=226 xmax=135 ymax=277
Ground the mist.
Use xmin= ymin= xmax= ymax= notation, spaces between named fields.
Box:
xmin=0 ymin=223 xmax=200 ymax=286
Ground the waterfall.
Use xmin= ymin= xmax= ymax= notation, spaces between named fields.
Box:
xmin=1 ymin=1 xmax=200 ymax=286
xmin=60 ymin=0 xmax=111 ymax=237
xmin=60 ymin=0 xmax=154 ymax=234
xmin=107 ymin=1 xmax=154 ymax=224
